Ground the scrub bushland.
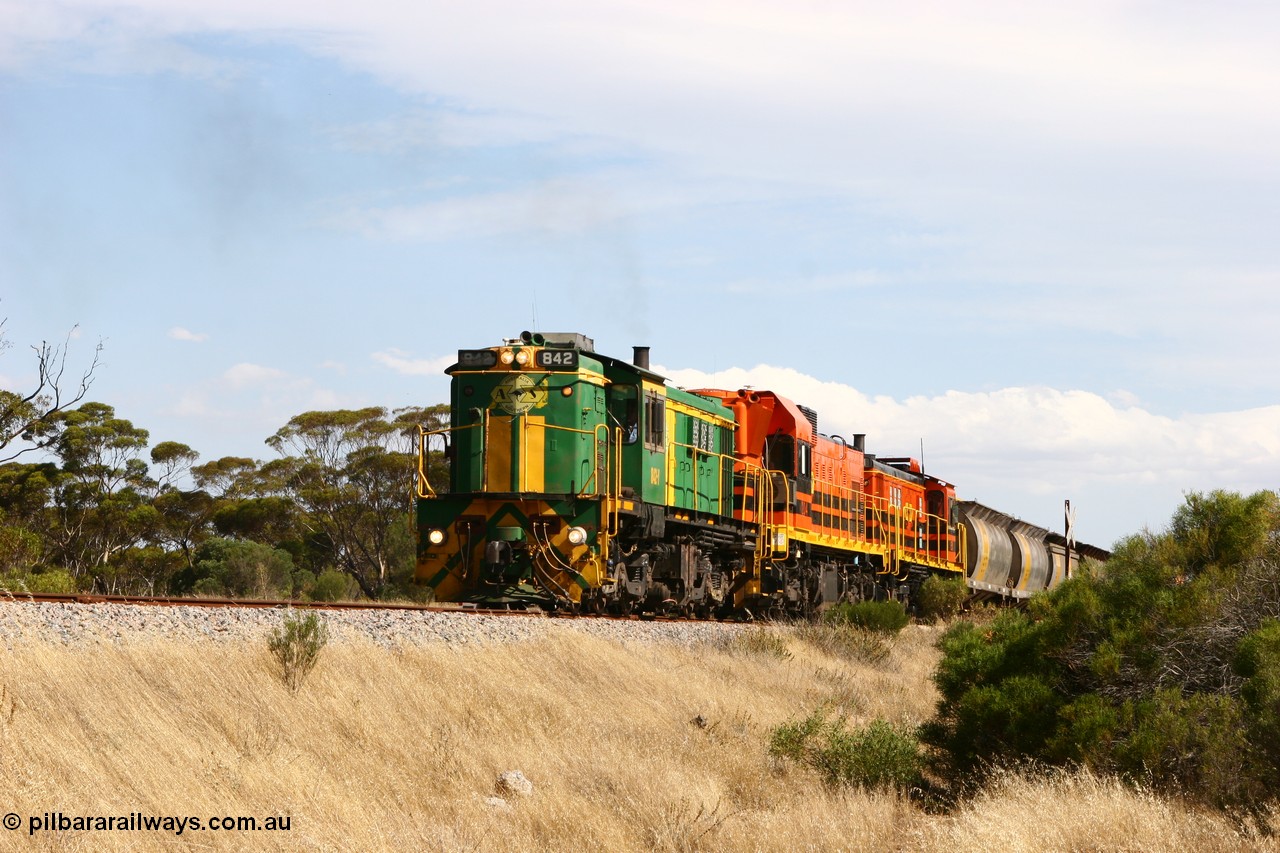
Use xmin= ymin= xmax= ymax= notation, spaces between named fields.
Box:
xmin=924 ymin=489 xmax=1280 ymax=821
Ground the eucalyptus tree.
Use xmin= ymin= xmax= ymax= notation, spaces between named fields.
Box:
xmin=44 ymin=402 xmax=158 ymax=588
xmin=0 ymin=323 xmax=101 ymax=463
xmin=142 ymin=441 xmax=215 ymax=589
xmin=0 ymin=461 xmax=57 ymax=568
xmin=266 ymin=405 xmax=446 ymax=598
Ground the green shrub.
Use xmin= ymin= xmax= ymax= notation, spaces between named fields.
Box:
xmin=401 ymin=581 xmax=436 ymax=604
xmin=290 ymin=569 xmax=316 ymax=598
xmin=0 ymin=525 xmax=41 ymax=575
xmin=825 ymin=599 xmax=909 ymax=635
xmin=0 ymin=567 xmax=78 ymax=594
xmin=768 ymin=707 xmax=826 ymax=764
xmin=268 ymin=611 xmax=330 ymax=692
xmin=1234 ymin=620 xmax=1280 ymax=788
xmin=173 ymin=538 xmax=295 ymax=599
xmin=770 ymin=709 xmax=922 ymax=790
xmin=190 ymin=576 xmax=226 ymax=597
xmin=30 ymin=568 xmax=78 ymax=594
xmin=922 ymin=489 xmax=1280 ymax=815
xmin=1107 ymin=688 xmax=1267 ymax=813
xmin=308 ymin=569 xmax=353 ymax=603
xmin=917 ymin=574 xmax=968 ymax=623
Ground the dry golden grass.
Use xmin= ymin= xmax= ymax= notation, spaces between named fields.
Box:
xmin=918 ymin=767 xmax=1277 ymax=853
xmin=0 ymin=621 xmax=1274 ymax=852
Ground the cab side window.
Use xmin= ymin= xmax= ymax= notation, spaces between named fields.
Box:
xmin=644 ymin=392 xmax=665 ymax=450
xmin=608 ymin=385 xmax=639 ymax=445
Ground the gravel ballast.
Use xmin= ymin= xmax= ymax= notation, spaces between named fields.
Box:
xmin=0 ymin=601 xmax=745 ymax=649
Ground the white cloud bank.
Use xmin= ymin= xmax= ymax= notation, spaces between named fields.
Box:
xmin=168 ymin=326 xmax=208 ymax=342
xmin=661 ymin=363 xmax=1280 ymax=545
xmin=8 ymin=0 xmax=1277 ymax=376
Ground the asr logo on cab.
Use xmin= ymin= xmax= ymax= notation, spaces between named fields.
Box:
xmin=490 ymin=374 xmax=549 ymax=415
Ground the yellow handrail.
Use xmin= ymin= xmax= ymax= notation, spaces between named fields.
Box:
xmin=667 ymin=439 xmax=741 ymax=516
xmin=416 ymin=422 xmax=482 ymax=498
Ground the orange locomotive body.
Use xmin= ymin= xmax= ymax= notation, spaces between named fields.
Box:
xmin=693 ymin=388 xmax=966 ymax=605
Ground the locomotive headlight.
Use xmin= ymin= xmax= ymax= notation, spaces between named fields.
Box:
xmin=499 ymin=349 xmax=515 ymax=365
xmin=427 ymin=528 xmax=446 ymax=546
xmin=566 ymin=526 xmax=588 ymax=546
xmin=514 ymin=350 xmax=530 ymax=365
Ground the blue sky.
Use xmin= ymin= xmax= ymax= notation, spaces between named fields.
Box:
xmin=2 ymin=1 xmax=1279 ymax=546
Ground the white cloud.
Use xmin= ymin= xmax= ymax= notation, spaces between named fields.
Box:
xmin=168 ymin=326 xmax=208 ymax=342
xmin=222 ymin=362 xmax=287 ymax=388
xmin=71 ymin=0 xmax=1268 ymax=355
xmin=19 ymin=2 xmax=1276 ymax=191
xmin=10 ymin=3 xmax=1279 ymax=268
xmin=327 ymin=108 xmax=577 ymax=154
xmin=171 ymin=391 xmax=211 ymax=417
xmin=159 ymin=364 xmax=356 ymax=453
xmin=306 ymin=388 xmax=342 ymax=409
xmin=371 ymin=350 xmax=454 ymax=376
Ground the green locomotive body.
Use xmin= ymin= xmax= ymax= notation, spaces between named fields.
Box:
xmin=415 ymin=332 xmax=741 ymax=611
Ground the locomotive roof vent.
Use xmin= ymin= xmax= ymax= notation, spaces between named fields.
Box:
xmin=797 ymin=403 xmax=819 ymax=437
xmin=518 ymin=331 xmax=595 ymax=351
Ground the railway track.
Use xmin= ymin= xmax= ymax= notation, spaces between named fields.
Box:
xmin=0 ymin=590 xmax=736 ymax=624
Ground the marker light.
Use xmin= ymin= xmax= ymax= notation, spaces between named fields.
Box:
xmin=427 ymin=529 xmax=446 ymax=545
xmin=515 ymin=350 xmax=530 ymax=365
xmin=566 ymin=526 xmax=588 ymax=546
xmin=499 ymin=350 xmax=515 ymax=364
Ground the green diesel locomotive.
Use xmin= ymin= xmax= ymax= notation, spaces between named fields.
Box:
xmin=415 ymin=332 xmax=748 ymax=613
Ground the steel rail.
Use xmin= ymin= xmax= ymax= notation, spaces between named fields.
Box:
xmin=0 ymin=591 xmax=741 ymax=624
